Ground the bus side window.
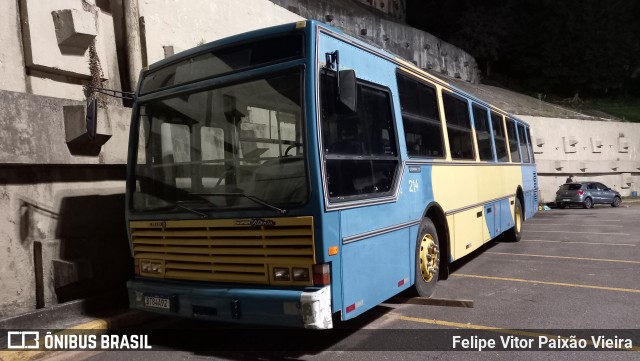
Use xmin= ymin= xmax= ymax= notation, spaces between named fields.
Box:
xmin=517 ymin=123 xmax=531 ymax=163
xmin=506 ymin=118 xmax=521 ymax=163
xmin=321 ymin=73 xmax=400 ymax=201
xmin=396 ymin=72 xmax=444 ymax=158
xmin=443 ymin=92 xmax=475 ymax=160
xmin=526 ymin=126 xmax=535 ymax=163
xmin=472 ymin=104 xmax=494 ymax=161
xmin=490 ymin=112 xmax=509 ymax=162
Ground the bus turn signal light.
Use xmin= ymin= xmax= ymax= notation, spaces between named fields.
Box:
xmin=313 ymin=263 xmax=331 ymax=285
xmin=328 ymin=246 xmax=338 ymax=256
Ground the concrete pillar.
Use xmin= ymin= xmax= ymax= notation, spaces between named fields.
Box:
xmin=123 ymin=0 xmax=143 ymax=91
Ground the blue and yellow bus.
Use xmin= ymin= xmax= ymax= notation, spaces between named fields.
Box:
xmin=126 ymin=20 xmax=538 ymax=329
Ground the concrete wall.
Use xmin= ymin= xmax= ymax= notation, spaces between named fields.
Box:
xmin=139 ymin=0 xmax=304 ymax=65
xmin=356 ymin=0 xmax=406 ymax=22
xmin=13 ymin=0 xmax=123 ymax=101
xmin=523 ymin=116 xmax=640 ymax=203
xmin=0 ymin=0 xmax=133 ymax=317
xmin=270 ymin=0 xmax=478 ymax=83
xmin=0 ymin=90 xmax=131 ymax=317
xmin=0 ymin=0 xmax=27 ymax=93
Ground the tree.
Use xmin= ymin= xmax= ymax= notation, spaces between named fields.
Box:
xmin=406 ymin=0 xmax=640 ymax=97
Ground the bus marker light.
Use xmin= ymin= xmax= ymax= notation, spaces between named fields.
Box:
xmin=292 ymin=267 xmax=310 ymax=281
xmin=328 ymin=246 xmax=338 ymax=256
xmin=140 ymin=259 xmax=163 ymax=275
xmin=313 ymin=263 xmax=330 ymax=285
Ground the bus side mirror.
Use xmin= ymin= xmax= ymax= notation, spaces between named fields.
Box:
xmin=338 ymin=69 xmax=357 ymax=114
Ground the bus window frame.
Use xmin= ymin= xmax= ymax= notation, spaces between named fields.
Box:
xmin=516 ymin=122 xmax=531 ymax=164
xmin=525 ymin=126 xmax=535 ymax=164
xmin=442 ymin=90 xmax=476 ymax=161
xmin=129 ymin=65 xmax=311 ymax=212
xmin=489 ymin=111 xmax=509 ymax=162
xmin=471 ymin=103 xmax=496 ymax=162
xmin=319 ymin=71 xmax=402 ymax=206
xmin=505 ymin=117 xmax=522 ymax=163
xmin=395 ymin=70 xmax=446 ymax=160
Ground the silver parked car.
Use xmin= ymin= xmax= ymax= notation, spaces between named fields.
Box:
xmin=555 ymin=182 xmax=622 ymax=209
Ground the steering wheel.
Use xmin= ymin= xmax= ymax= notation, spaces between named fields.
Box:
xmin=284 ymin=144 xmax=302 ymax=156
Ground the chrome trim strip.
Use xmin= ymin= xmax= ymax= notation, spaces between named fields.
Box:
xmin=342 ymin=219 xmax=421 ymax=244
xmin=444 ymin=194 xmax=516 ymax=216
xmin=405 ymin=160 xmax=528 ymax=166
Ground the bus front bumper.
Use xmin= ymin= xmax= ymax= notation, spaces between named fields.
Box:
xmin=127 ymin=279 xmax=333 ymax=329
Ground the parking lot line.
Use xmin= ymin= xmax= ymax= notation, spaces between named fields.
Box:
xmin=526 ymin=223 xmax=624 ymax=228
xmin=485 ymin=251 xmax=640 ymax=264
xmin=525 ymin=230 xmax=630 ymax=236
xmin=389 ymin=314 xmax=640 ymax=351
xmin=451 ymin=274 xmax=640 ymax=293
xmin=521 ymin=240 xmax=636 ymax=247
xmin=531 ymin=217 xmax=621 ymax=222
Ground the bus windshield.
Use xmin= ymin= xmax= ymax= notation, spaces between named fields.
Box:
xmin=132 ymin=69 xmax=307 ymax=213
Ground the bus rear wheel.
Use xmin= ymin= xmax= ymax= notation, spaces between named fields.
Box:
xmin=414 ymin=218 xmax=440 ymax=298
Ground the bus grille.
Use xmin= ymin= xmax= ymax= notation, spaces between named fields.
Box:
xmin=130 ymin=217 xmax=315 ymax=286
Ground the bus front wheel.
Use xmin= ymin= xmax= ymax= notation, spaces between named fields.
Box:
xmin=414 ymin=218 xmax=440 ymax=298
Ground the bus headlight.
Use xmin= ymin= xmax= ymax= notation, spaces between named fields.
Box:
xmin=292 ymin=267 xmax=310 ymax=281
xmin=140 ymin=260 xmax=164 ymax=275
xmin=273 ymin=267 xmax=290 ymax=281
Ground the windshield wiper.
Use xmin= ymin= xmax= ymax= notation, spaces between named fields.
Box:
xmin=174 ymin=201 xmax=209 ymax=218
xmin=140 ymin=201 xmax=209 ymax=218
xmin=192 ymin=193 xmax=287 ymax=214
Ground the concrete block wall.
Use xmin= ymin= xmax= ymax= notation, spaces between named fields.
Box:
xmin=356 ymin=0 xmax=406 ymax=22
xmin=15 ymin=0 xmax=122 ymax=101
xmin=523 ymin=116 xmax=640 ymax=203
xmin=269 ymin=0 xmax=478 ymax=83
xmin=139 ymin=0 xmax=304 ymax=65
xmin=0 ymin=90 xmax=132 ymax=317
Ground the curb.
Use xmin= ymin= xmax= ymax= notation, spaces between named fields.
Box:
xmin=0 ymin=310 xmax=158 ymax=361
xmin=0 ymin=293 xmax=159 ymax=361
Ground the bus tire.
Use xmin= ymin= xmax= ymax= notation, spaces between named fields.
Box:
xmin=414 ymin=218 xmax=439 ymax=298
xmin=507 ymin=198 xmax=523 ymax=242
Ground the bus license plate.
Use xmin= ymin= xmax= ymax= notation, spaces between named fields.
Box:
xmin=562 ymin=199 xmax=570 ymax=202
xmin=144 ymin=295 xmax=170 ymax=309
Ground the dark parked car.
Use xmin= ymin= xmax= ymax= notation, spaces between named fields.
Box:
xmin=555 ymin=182 xmax=622 ymax=209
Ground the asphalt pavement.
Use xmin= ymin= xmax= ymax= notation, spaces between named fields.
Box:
xmin=2 ymin=199 xmax=639 ymax=360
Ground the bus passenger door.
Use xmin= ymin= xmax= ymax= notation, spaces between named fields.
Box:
xmin=452 ymin=206 xmax=484 ymax=259
xmin=318 ymin=32 xmax=411 ymax=320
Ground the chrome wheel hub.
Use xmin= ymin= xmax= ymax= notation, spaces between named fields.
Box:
xmin=419 ymin=234 xmax=439 ymax=283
